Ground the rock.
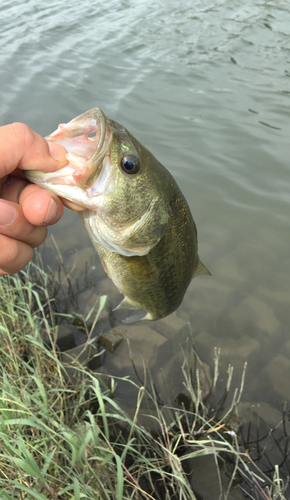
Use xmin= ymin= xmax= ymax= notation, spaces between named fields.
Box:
xmin=153 ymin=312 xmax=188 ymax=339
xmin=283 ymin=340 xmax=290 ymax=357
xmin=155 ymin=349 xmax=212 ymax=408
xmin=194 ymin=331 xmax=260 ymax=360
xmin=256 ymin=285 xmax=289 ymax=305
xmin=250 ymin=354 xmax=290 ymax=402
xmin=95 ymin=323 xmax=214 ymax=432
xmin=214 ymin=252 xmax=247 ymax=285
xmin=76 ymin=288 xmax=113 ymax=336
xmin=227 ymin=296 xmax=280 ymax=337
xmin=96 ymin=324 xmax=182 ymax=429
xmin=99 ymin=324 xmax=171 ymax=380
xmin=60 ymin=343 xmax=103 ymax=385
xmin=42 ymin=323 xmax=86 ymax=351
xmin=66 ymin=246 xmax=103 ymax=280
xmin=184 ymin=452 xmax=244 ymax=500
xmin=99 ymin=327 xmax=125 ymax=353
xmin=236 ymin=401 xmax=289 ymax=480
xmin=237 ymin=401 xmax=285 ymax=431
xmin=187 ymin=277 xmax=235 ymax=314
xmin=260 ymin=355 xmax=290 ymax=401
xmin=94 ymin=276 xmax=123 ymax=312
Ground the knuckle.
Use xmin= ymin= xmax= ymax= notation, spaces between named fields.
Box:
xmin=10 ymin=122 xmax=35 ymax=149
xmin=0 ymin=236 xmax=20 ymax=265
xmin=30 ymin=226 xmax=47 ymax=248
xmin=0 ymin=235 xmax=32 ymax=274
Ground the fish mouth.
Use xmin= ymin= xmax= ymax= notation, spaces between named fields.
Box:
xmin=26 ymin=108 xmax=112 ymax=197
xmin=45 ymin=107 xmax=112 ymax=189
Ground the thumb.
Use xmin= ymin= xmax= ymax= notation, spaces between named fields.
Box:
xmin=0 ymin=122 xmax=68 ymax=176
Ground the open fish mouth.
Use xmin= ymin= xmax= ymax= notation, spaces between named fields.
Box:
xmin=26 ymin=108 xmax=112 ymax=197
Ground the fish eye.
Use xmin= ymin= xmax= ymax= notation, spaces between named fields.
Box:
xmin=121 ymin=156 xmax=140 ymax=174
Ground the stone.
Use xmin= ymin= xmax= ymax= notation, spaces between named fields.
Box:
xmin=94 ymin=276 xmax=123 ymax=312
xmin=176 ymin=307 xmax=192 ymax=322
xmin=60 ymin=343 xmax=103 ymax=385
xmin=228 ymin=296 xmax=280 ymax=336
xmin=214 ymin=252 xmax=247 ymax=285
xmin=99 ymin=327 xmax=125 ymax=353
xmin=76 ymin=289 xmax=113 ymax=336
xmin=153 ymin=311 xmax=188 ymax=339
xmin=237 ymin=401 xmax=286 ymax=431
xmin=256 ymin=285 xmax=290 ymax=305
xmin=155 ymin=349 xmax=212 ymax=407
xmin=66 ymin=246 xmax=103 ymax=279
xmin=95 ymin=324 xmax=214 ymax=432
xmin=182 ymin=278 xmax=234 ymax=330
xmin=262 ymin=355 xmax=290 ymax=401
xmin=96 ymin=324 xmax=176 ymax=426
xmin=284 ymin=340 xmax=290 ymax=356
xmin=42 ymin=323 xmax=86 ymax=351
xmin=235 ymin=401 xmax=289 ymax=476
xmin=194 ymin=331 xmax=260 ymax=360
xmin=101 ymin=324 xmax=171 ymax=376
xmin=249 ymin=353 xmax=290 ymax=403
xmin=184 ymin=452 xmax=244 ymax=500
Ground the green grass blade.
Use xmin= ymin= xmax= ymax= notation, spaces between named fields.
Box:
xmin=114 ymin=453 xmax=124 ymax=500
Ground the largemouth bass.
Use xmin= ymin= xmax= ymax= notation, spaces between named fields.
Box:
xmin=26 ymin=108 xmax=210 ymax=322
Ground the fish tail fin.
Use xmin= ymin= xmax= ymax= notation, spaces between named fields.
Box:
xmin=193 ymin=258 xmax=211 ymax=278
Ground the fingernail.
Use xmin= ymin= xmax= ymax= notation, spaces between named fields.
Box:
xmin=47 ymin=141 xmax=68 ymax=163
xmin=0 ymin=200 xmax=17 ymax=226
xmin=45 ymin=198 xmax=58 ymax=223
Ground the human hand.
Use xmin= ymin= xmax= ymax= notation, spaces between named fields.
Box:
xmin=0 ymin=122 xmax=82 ymax=275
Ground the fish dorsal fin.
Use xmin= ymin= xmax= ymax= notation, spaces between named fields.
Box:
xmin=193 ymin=258 xmax=211 ymax=278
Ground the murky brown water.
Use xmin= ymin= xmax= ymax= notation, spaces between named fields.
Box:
xmin=1 ymin=0 xmax=290 ymax=488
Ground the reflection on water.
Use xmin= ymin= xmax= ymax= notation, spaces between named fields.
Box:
xmin=1 ymin=0 xmax=290 ymax=480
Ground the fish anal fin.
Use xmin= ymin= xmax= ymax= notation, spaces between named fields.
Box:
xmin=193 ymin=258 xmax=211 ymax=278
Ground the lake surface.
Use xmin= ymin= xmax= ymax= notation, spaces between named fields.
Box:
xmin=1 ymin=0 xmax=290 ymax=483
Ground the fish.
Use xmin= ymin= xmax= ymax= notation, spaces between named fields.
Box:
xmin=26 ymin=108 xmax=210 ymax=322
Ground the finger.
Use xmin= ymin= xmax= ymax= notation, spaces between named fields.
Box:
xmin=0 ymin=199 xmax=48 ymax=248
xmin=0 ymin=234 xmax=33 ymax=275
xmin=1 ymin=178 xmax=64 ymax=226
xmin=1 ymin=176 xmax=27 ymax=204
xmin=20 ymin=184 xmax=64 ymax=226
xmin=0 ymin=175 xmax=8 ymax=192
xmin=0 ymin=122 xmax=68 ymax=176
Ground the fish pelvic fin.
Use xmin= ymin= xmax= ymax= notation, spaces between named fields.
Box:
xmin=193 ymin=258 xmax=211 ymax=278
xmin=113 ymin=296 xmax=141 ymax=312
xmin=122 ymin=312 xmax=148 ymax=324
xmin=114 ymin=297 xmax=154 ymax=323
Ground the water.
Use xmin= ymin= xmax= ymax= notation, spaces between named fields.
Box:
xmin=1 ymin=0 xmax=290 ymax=463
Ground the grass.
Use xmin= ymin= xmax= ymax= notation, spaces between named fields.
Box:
xmin=0 ymin=254 xmax=289 ymax=499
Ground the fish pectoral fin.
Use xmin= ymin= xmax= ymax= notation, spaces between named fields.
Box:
xmin=193 ymin=258 xmax=212 ymax=278
xmin=119 ymin=199 xmax=169 ymax=256
xmin=113 ymin=296 xmax=141 ymax=311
